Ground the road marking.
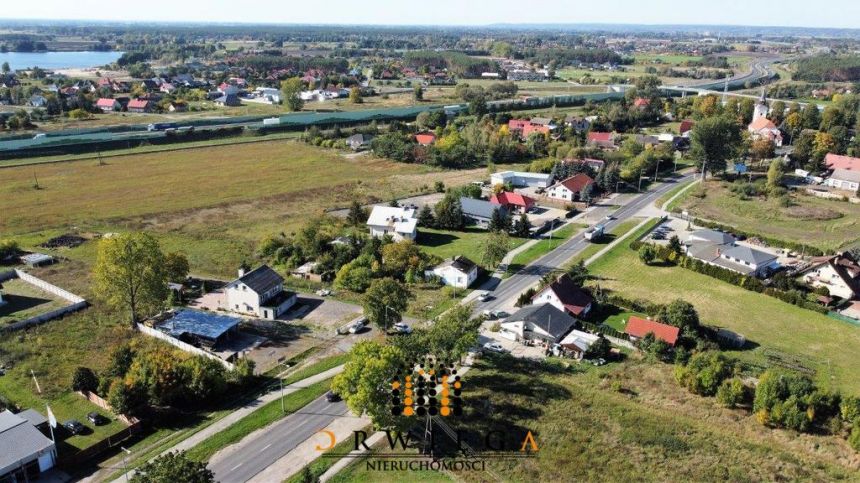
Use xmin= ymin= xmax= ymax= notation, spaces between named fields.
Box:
xmin=231 ymin=462 xmax=244 ymax=470
xmin=262 ymin=443 xmax=272 ymax=450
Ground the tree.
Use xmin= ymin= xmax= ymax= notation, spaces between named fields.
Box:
xmin=579 ymin=183 xmax=594 ymax=207
xmin=107 ymin=379 xmax=141 ymax=415
xmin=413 ymin=86 xmax=423 ymax=101
xmin=381 ymin=241 xmax=426 ymax=277
xmin=434 ymin=193 xmax=465 ymax=230
xmin=716 ymin=377 xmax=751 ymax=408
xmin=766 ymin=158 xmax=785 ymax=193
xmin=566 ymin=260 xmax=590 ymax=287
xmin=280 ymin=77 xmax=304 ymax=111
xmin=488 ymin=208 xmax=511 ymax=232
xmin=349 ymin=87 xmax=363 ymax=104
xmin=421 ymin=304 xmax=480 ymax=363
xmin=668 ymin=235 xmax=683 ymax=254
xmin=164 ymin=252 xmax=190 ymax=284
xmin=850 ymin=423 xmax=860 ymax=452
xmin=346 ymin=200 xmax=369 ymax=225
xmin=657 ymin=299 xmax=700 ymax=332
xmin=784 ymin=111 xmax=803 ymax=144
xmin=802 ymin=103 xmax=820 ymax=130
xmin=584 ymin=336 xmax=611 ymax=360
xmin=1 ymin=62 xmax=9 ymax=74
xmin=334 ymin=259 xmax=373 ymax=292
xmin=331 ymin=341 xmax=406 ymax=429
xmin=93 ymin=232 xmax=169 ymax=327
xmin=690 ymin=116 xmax=742 ymax=179
xmin=131 ymin=451 xmax=214 ymax=483
xmin=513 ymin=213 xmax=532 ymax=238
xmin=749 ymin=138 xmax=775 ymax=165
xmin=638 ymin=244 xmax=656 ymax=265
xmin=183 ymin=356 xmax=227 ymax=402
xmin=674 ymin=351 xmax=734 ymax=396
xmin=417 ymin=205 xmax=435 ymax=228
xmin=481 ymin=231 xmax=511 ymax=269
xmin=71 ymin=367 xmax=99 ymax=393
xmin=363 ymin=278 xmax=411 ymax=331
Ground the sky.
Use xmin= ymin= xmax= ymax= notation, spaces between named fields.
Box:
xmin=2 ymin=0 xmax=859 ymax=29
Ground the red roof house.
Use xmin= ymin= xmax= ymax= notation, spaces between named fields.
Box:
xmin=633 ymin=97 xmax=651 ymax=108
xmin=415 ymin=132 xmax=437 ymax=145
xmin=825 ymin=153 xmax=860 ymax=172
xmin=587 ymin=131 xmax=615 ymax=149
xmin=127 ymin=99 xmax=151 ymax=113
xmin=96 ymin=98 xmax=120 ymax=112
xmin=532 ymin=274 xmax=594 ymax=317
xmin=624 ymin=316 xmax=680 ymax=346
xmin=679 ymin=119 xmax=694 ymax=135
xmin=547 ymin=173 xmax=595 ymax=201
xmin=490 ymin=192 xmax=536 ymax=212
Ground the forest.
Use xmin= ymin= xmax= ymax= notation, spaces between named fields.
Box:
xmin=792 ymin=55 xmax=860 ymax=82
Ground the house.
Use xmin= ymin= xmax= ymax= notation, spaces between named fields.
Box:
xmin=29 ymin=95 xmax=47 ymax=108
xmin=679 ymin=119 xmax=694 ymax=135
xmin=635 ymin=134 xmax=660 ymax=146
xmin=218 ymin=83 xmax=240 ymax=95
xmin=426 ymin=256 xmax=478 ymax=289
xmin=531 ymin=274 xmax=593 ymax=317
xmin=562 ymin=158 xmax=605 ymax=172
xmin=801 ymin=253 xmax=860 ymax=300
xmin=215 ymin=94 xmax=241 ymax=107
xmin=415 ymin=132 xmax=437 ymax=146
xmin=490 ymin=171 xmax=552 ymax=189
xmin=159 ymin=82 xmax=176 ymax=94
xmin=291 ymin=261 xmax=322 ymax=283
xmin=825 ymin=169 xmax=860 ymax=192
xmin=168 ymin=102 xmax=188 ymax=113
xmin=490 ymin=191 xmax=535 ymax=214
xmin=564 ymin=115 xmax=591 ymax=131
xmin=587 ymin=132 xmax=616 ymax=149
xmin=0 ymin=410 xmax=56 ymax=482
xmin=366 ymin=206 xmax=418 ymax=241
xmin=546 ymin=174 xmax=595 ymax=202
xmin=825 ymin=153 xmax=860 ymax=172
xmin=127 ymin=99 xmax=151 ymax=113
xmin=347 ymin=133 xmax=374 ymax=151
xmin=459 ymin=197 xmax=506 ymax=228
xmin=747 ymin=117 xmax=783 ymax=146
xmin=225 ymin=265 xmax=297 ymax=320
xmin=96 ymin=98 xmax=120 ymax=112
xmin=556 ymin=330 xmax=602 ymax=359
xmin=507 ymin=119 xmax=551 ymax=140
xmin=633 ymin=97 xmax=651 ymax=108
xmin=499 ymin=303 xmax=577 ymax=344
xmin=625 ymin=316 xmax=679 ymax=346
xmin=685 ymin=229 xmax=779 ymax=277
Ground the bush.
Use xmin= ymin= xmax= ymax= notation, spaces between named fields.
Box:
xmin=753 ymin=370 xmax=840 ymax=433
xmin=71 ymin=367 xmax=99 ymax=393
xmin=841 ymin=395 xmax=860 ymax=424
xmin=674 ymin=351 xmax=734 ymax=396
xmin=716 ymin=377 xmax=751 ymax=408
xmin=849 ymin=423 xmax=860 ymax=451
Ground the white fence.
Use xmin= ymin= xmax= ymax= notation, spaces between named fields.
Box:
xmin=136 ymin=323 xmax=236 ymax=371
xmin=0 ymin=270 xmax=88 ymax=332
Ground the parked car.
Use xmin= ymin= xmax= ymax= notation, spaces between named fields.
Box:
xmin=315 ymin=289 xmax=332 ymax=296
xmin=325 ymin=391 xmax=342 ymax=402
xmin=348 ymin=322 xmax=365 ymax=334
xmin=87 ymin=412 xmax=108 ymax=426
xmin=482 ymin=342 xmax=508 ymax=354
xmin=481 ymin=310 xmax=496 ymax=320
xmin=392 ymin=322 xmax=412 ymax=334
xmin=476 ymin=292 xmax=493 ymax=302
xmin=491 ymin=310 xmax=509 ymax=320
xmin=63 ymin=420 xmax=85 ymax=435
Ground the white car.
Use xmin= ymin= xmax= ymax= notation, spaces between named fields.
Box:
xmin=315 ymin=289 xmax=332 ymax=296
xmin=392 ymin=322 xmax=412 ymax=334
xmin=348 ymin=322 xmax=365 ymax=334
xmin=483 ymin=342 xmax=508 ymax=354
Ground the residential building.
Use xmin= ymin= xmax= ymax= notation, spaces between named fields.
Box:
xmin=507 ymin=118 xmax=553 ymax=140
xmin=825 ymin=169 xmax=860 ymax=192
xmin=556 ymin=330 xmax=602 ymax=359
xmin=217 ymin=83 xmax=240 ymax=95
xmin=0 ymin=410 xmax=56 ymax=482
xmin=624 ymin=316 xmax=679 ymax=346
xmin=96 ymin=98 xmax=120 ymax=112
xmin=490 ymin=171 xmax=552 ymax=189
xmin=490 ymin=192 xmax=535 ymax=213
xmin=215 ymin=94 xmax=242 ymax=107
xmin=747 ymin=92 xmax=783 ymax=146
xmin=587 ymin=131 xmax=616 ymax=149
xmin=801 ymin=253 xmax=860 ymax=300
xmin=564 ymin=115 xmax=591 ymax=132
xmin=346 ymin=133 xmax=374 ymax=151
xmin=685 ymin=229 xmax=779 ymax=277
xmin=531 ymin=274 xmax=594 ymax=317
xmin=366 ymin=206 xmax=418 ymax=241
xmin=500 ymin=303 xmax=577 ymax=344
xmin=825 ymin=153 xmax=860 ymax=172
xmin=426 ymin=256 xmax=478 ymax=289
xmin=28 ymin=95 xmax=47 ymax=108
xmin=546 ymin=174 xmax=595 ymax=202
xmin=562 ymin=158 xmax=605 ymax=172
xmin=224 ymin=265 xmax=297 ymax=320
xmin=127 ymin=99 xmax=151 ymax=113
xmin=679 ymin=119 xmax=694 ymax=135
xmin=688 ymin=229 xmax=736 ymax=245
xmin=633 ymin=97 xmax=651 ymax=108
xmin=460 ymin=197 xmax=506 ymax=228
xmin=415 ymin=132 xmax=437 ymax=146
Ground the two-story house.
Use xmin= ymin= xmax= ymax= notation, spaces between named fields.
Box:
xmin=225 ymin=265 xmax=297 ymax=320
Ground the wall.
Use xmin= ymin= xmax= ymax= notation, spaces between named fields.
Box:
xmin=14 ymin=269 xmax=85 ymax=303
xmin=136 ymin=323 xmax=235 ymax=371
xmin=0 ymin=270 xmax=88 ymax=333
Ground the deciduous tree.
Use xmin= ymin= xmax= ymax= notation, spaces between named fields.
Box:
xmin=131 ymin=451 xmax=214 ymax=483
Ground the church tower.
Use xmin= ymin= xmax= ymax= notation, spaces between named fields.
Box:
xmin=753 ymin=89 xmax=768 ymax=122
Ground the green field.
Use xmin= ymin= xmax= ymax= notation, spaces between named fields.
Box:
xmin=568 ymin=218 xmax=642 ymax=267
xmin=587 ymin=222 xmax=860 ymax=394
xmin=506 ymin=223 xmax=584 ymax=275
xmin=654 ymin=179 xmax=697 ymax=210
xmin=676 ymin=180 xmax=860 ymax=251
xmin=417 ymin=227 xmax=527 ymax=267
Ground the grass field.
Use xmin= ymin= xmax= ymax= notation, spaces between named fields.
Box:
xmin=568 ymin=218 xmax=641 ymax=267
xmin=417 ymin=227 xmax=527 ymax=266
xmin=0 ymin=277 xmax=68 ymax=325
xmin=654 ymin=179 xmax=697 ymax=210
xmin=506 ymin=223 xmax=584 ymax=275
xmin=676 ymin=180 xmax=860 ymax=251
xmin=587 ymin=222 xmax=860 ymax=395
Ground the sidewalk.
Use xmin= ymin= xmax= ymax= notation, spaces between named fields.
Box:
xmin=108 ymin=364 xmax=345 ymax=483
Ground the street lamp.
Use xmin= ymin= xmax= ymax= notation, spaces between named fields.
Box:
xmin=653 ymin=158 xmax=661 ymax=182
xmin=120 ymin=446 xmax=131 ymax=483
xmin=271 ymin=353 xmax=290 ymax=414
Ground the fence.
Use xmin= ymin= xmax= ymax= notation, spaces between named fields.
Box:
xmin=58 ymin=422 xmax=143 ymax=467
xmin=0 ymin=270 xmax=88 ymax=332
xmin=77 ymin=391 xmax=140 ymax=426
xmin=136 ymin=323 xmax=236 ymax=371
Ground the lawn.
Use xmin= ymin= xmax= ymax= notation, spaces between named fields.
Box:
xmin=417 ymin=227 xmax=527 ymax=267
xmin=506 ymin=223 xmax=585 ymax=275
xmin=568 ymin=218 xmax=642 ymax=267
xmin=0 ymin=277 xmax=69 ymax=325
xmin=587 ymin=220 xmax=860 ymax=395
xmin=675 ymin=180 xmax=860 ymax=251
xmin=654 ymin=178 xmax=697 ymax=210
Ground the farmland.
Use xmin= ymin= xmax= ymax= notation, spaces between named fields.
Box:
xmin=675 ymin=180 xmax=860 ymax=251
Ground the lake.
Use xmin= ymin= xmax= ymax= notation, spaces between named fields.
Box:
xmin=0 ymin=51 xmax=124 ymax=71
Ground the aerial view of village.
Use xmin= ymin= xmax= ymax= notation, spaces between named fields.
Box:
xmin=0 ymin=1 xmax=859 ymax=481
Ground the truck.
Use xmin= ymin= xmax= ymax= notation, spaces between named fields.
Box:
xmin=147 ymin=122 xmax=179 ymax=131
xmin=584 ymin=224 xmax=605 ymax=242
xmin=262 ymin=117 xmax=281 ymax=126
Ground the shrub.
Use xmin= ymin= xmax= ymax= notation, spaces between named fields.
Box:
xmin=674 ymin=351 xmax=734 ymax=396
xmin=71 ymin=367 xmax=99 ymax=393
xmin=841 ymin=395 xmax=860 ymax=424
xmin=849 ymin=423 xmax=860 ymax=451
xmin=716 ymin=377 xmax=751 ymax=408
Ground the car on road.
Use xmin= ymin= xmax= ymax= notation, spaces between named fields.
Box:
xmin=604 ymin=214 xmax=614 ymax=221
xmin=325 ymin=391 xmax=342 ymax=402
xmin=87 ymin=412 xmax=108 ymax=426
xmin=483 ymin=342 xmax=508 ymax=354
xmin=63 ymin=420 xmax=85 ymax=435
xmin=392 ymin=322 xmax=412 ymax=334
xmin=476 ymin=292 xmax=493 ymax=302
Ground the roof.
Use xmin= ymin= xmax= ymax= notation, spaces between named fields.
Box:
xmin=633 ymin=97 xmax=651 ymax=107
xmin=830 ymin=169 xmax=860 ymax=183
xmin=825 ymin=153 xmax=860 ymax=171
xmin=347 ymin=133 xmax=373 ymax=143
xmin=508 ymin=303 xmax=577 ymax=340
xmin=749 ymin=117 xmax=777 ymax=131
xmin=459 ymin=197 xmax=505 ymax=220
xmin=157 ymin=309 xmax=241 ymax=341
xmin=490 ymin=191 xmax=535 ymax=209
xmin=558 ymin=330 xmax=601 ymax=353
xmin=96 ymin=98 xmax=118 ymax=107
xmin=435 ymin=256 xmax=477 ymax=274
xmin=721 ymin=244 xmax=778 ymax=266
xmin=529 ymin=117 xmax=554 ymax=126
xmin=366 ymin=206 xmax=418 ymax=235
xmin=0 ymin=410 xmax=55 ymax=475
xmin=624 ymin=316 xmax=679 ymax=346
xmin=235 ymin=265 xmax=284 ymax=294
xmin=535 ymin=274 xmax=594 ymax=316
xmin=551 ymin=174 xmax=594 ymax=193
xmin=688 ymin=229 xmax=735 ymax=245
xmin=127 ymin=99 xmax=149 ymax=109
xmin=587 ymin=132 xmax=613 ymax=143
xmin=679 ymin=119 xmax=694 ymax=134
xmin=17 ymin=409 xmax=47 ymax=427
xmin=20 ymin=253 xmax=53 ymax=265
xmin=415 ymin=132 xmax=436 ymax=145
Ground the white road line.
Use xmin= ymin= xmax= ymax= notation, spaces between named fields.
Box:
xmin=231 ymin=462 xmax=244 ymax=471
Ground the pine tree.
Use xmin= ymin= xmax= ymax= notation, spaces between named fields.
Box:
xmin=513 ymin=212 xmax=532 ymax=238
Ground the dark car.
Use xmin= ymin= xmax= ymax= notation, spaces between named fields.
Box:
xmin=87 ymin=412 xmax=108 ymax=426
xmin=325 ymin=391 xmax=341 ymax=402
xmin=63 ymin=420 xmax=85 ymax=435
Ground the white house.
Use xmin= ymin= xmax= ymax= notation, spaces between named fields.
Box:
xmin=546 ymin=174 xmax=594 ymax=202
xmin=490 ymin=171 xmax=552 ymax=189
xmin=224 ymin=265 xmax=297 ymax=320
xmin=556 ymin=330 xmax=601 ymax=359
xmin=499 ymin=303 xmax=577 ymax=344
xmin=366 ymin=206 xmax=418 ymax=241
xmin=0 ymin=410 xmax=57 ymax=482
xmin=426 ymin=256 xmax=478 ymax=289
xmin=825 ymin=169 xmax=860 ymax=192
xmin=801 ymin=253 xmax=860 ymax=300
xmin=531 ymin=274 xmax=593 ymax=317
xmin=685 ymin=229 xmax=779 ymax=278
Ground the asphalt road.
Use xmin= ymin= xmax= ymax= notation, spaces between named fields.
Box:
xmin=208 ymin=395 xmax=348 ymax=483
xmin=473 ymin=173 xmax=695 ymax=314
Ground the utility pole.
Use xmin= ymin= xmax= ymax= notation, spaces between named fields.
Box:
xmin=654 ymin=158 xmax=661 ymax=182
xmin=120 ymin=447 xmax=132 ymax=483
